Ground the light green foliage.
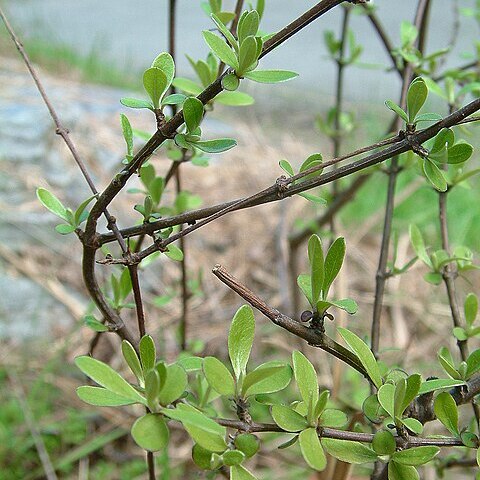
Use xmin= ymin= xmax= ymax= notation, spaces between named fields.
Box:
xmin=297 ymin=234 xmax=356 ymax=316
xmin=409 ymin=224 xmax=479 ymax=284
xmin=321 ymin=439 xmax=378 ymax=464
xmin=131 ymin=414 xmax=169 ymax=451
xmin=338 ymin=328 xmax=382 ymax=389
xmin=228 ymin=305 xmax=255 ymax=379
xmin=37 ymin=187 xmax=95 ymax=234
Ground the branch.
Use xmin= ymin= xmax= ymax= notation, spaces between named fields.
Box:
xmin=129 ymin=98 xmax=480 ymax=259
xmin=83 ymin=0 xmax=354 ymax=244
xmin=215 ymin=418 xmax=463 ymax=447
xmin=0 ymin=6 xmax=138 ymax=342
xmin=370 ymin=0 xmax=431 ymax=360
xmin=361 ymin=5 xmax=403 ymax=78
xmin=211 ymin=264 xmax=368 ymax=378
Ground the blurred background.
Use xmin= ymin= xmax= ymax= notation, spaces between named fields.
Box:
xmin=0 ymin=1 xmax=479 ymax=479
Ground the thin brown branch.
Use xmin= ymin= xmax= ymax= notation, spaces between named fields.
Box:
xmin=84 ymin=0 xmax=351 ymax=245
xmin=370 ymin=0 xmax=431 ymax=362
xmin=361 ymin=5 xmax=403 ymax=78
xmin=132 ymin=98 xmax=480 ymax=259
xmin=215 ymin=418 xmax=463 ymax=447
xmin=212 ymin=264 xmax=368 ymax=378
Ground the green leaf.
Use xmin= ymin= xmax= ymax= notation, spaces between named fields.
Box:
xmin=430 ymin=128 xmax=454 ymax=154
xmin=230 ymin=465 xmax=258 ymax=480
xmin=183 ymin=97 xmax=204 ymax=132
xmin=465 ymin=293 xmax=478 ymax=327
xmin=409 ymin=224 xmax=431 ymax=267
xmin=299 ymin=428 xmax=326 ymax=471
xmin=447 ymin=142 xmax=474 ymax=164
xmin=37 ymin=187 xmax=69 ymax=222
xmin=434 ymin=392 xmax=459 ymax=435
xmin=399 ymin=374 xmax=422 ymax=414
xmin=385 ymin=100 xmax=408 ymax=123
xmin=162 ymin=93 xmax=187 ymax=106
xmin=151 ymin=52 xmax=175 ymax=87
xmin=203 ymin=30 xmax=239 ymax=69
xmin=145 ymin=369 xmax=161 ymax=410
xmin=193 ymin=138 xmax=237 ymax=153
xmin=466 ymin=349 xmax=480 ymax=378
xmin=271 ymin=405 xmax=308 ymax=432
xmin=299 ymin=153 xmax=323 ymax=181
xmin=329 ymin=298 xmax=358 ymax=315
xmin=308 ymin=235 xmax=324 ymax=306
xmin=149 ymin=177 xmax=165 ymax=205
xmin=228 ymin=305 xmax=255 ymax=379
xmin=164 ymin=244 xmax=184 ymax=261
xmin=223 ymin=450 xmax=245 ymax=466
xmin=321 ymin=438 xmax=378 ymax=464
xmin=407 ymin=78 xmax=428 ymax=123
xmin=172 ymin=77 xmax=203 ymax=95
xmin=122 ymin=340 xmax=144 ymax=385
xmin=338 ymin=328 xmax=382 ymax=389
xmin=55 ymin=223 xmax=76 ymax=235
xmin=192 ymin=444 xmax=213 ymax=470
xmin=238 ymin=35 xmax=259 ymax=74
xmin=84 ymin=315 xmax=109 ymax=332
xmin=319 ymin=409 xmax=348 ymax=428
xmin=392 ymin=446 xmax=439 ymax=466
xmin=75 ymin=356 xmax=146 ymax=405
xmin=377 ymin=383 xmax=395 ymax=418
xmin=418 ymin=378 xmax=465 ymax=395
xmin=238 ymin=10 xmax=260 ymax=44
xmin=313 ymin=390 xmax=329 ymax=419
xmin=401 ymin=417 xmax=423 ymax=435
xmin=121 ymin=114 xmax=132 ymax=157
xmin=292 ymin=351 xmax=319 ymax=413
xmin=222 ymin=73 xmax=240 ymax=91
xmin=298 ymin=192 xmax=327 ymax=205
xmin=139 ymin=335 xmax=156 ymax=372
xmin=211 ymin=13 xmax=239 ymax=52
xmin=242 ymin=362 xmax=292 ymax=397
xmin=323 ymin=237 xmax=345 ymax=297
xmin=158 ymin=364 xmax=187 ymax=405
xmin=76 ymin=386 xmax=137 ymax=406
xmin=372 ymin=430 xmax=396 ymax=455
xmin=414 ymin=112 xmax=443 ymax=123
xmin=120 ymin=97 xmax=154 ymax=109
xmin=74 ymin=195 xmax=96 ymax=226
xmin=162 ymin=406 xmax=227 ymax=452
xmin=297 ymin=274 xmax=313 ymax=307
xmin=143 ymin=67 xmax=168 ymax=109
xmin=423 ymin=159 xmax=447 ymax=192
xmin=279 ymin=159 xmax=294 ymax=176
xmin=203 ymin=356 xmax=235 ymax=396
xmin=215 ymin=91 xmax=254 ymax=106
xmin=131 ymin=414 xmax=169 ymax=452
xmin=244 ymin=69 xmax=298 ymax=83
xmin=363 ymin=394 xmax=387 ymax=423
xmin=388 ymin=462 xmax=419 ymax=480
xmin=234 ymin=433 xmax=260 ymax=458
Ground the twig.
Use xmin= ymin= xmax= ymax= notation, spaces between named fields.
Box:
xmin=361 ymin=5 xmax=403 ymax=78
xmin=131 ymin=98 xmax=480 ymax=259
xmin=212 ymin=264 xmax=368 ymax=378
xmin=370 ymin=0 xmax=431 ymax=361
xmin=214 ymin=418 xmax=463 ymax=447
xmin=98 ymin=133 xmax=402 ymax=246
xmin=0 ymin=6 xmax=136 ymax=342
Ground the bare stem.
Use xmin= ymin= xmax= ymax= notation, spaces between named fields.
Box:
xmin=370 ymin=0 xmax=431 ymax=361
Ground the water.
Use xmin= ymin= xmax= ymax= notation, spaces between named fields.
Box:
xmin=3 ymin=0 xmax=478 ymax=109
